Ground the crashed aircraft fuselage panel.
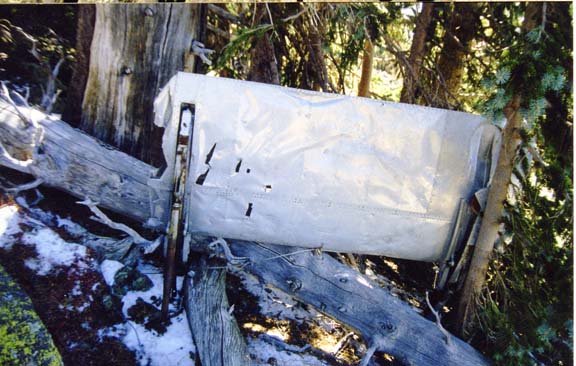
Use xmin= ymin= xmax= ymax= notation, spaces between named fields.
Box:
xmin=153 ymin=73 xmax=500 ymax=262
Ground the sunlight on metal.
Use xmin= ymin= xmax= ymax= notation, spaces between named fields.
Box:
xmin=152 ymin=73 xmax=500 ymax=262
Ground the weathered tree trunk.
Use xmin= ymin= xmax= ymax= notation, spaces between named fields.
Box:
xmin=455 ymin=2 xmax=541 ymax=334
xmin=247 ymin=5 xmax=280 ymax=85
xmin=433 ymin=3 xmax=479 ymax=109
xmin=183 ymin=256 xmax=251 ymax=366
xmin=75 ymin=4 xmax=200 ymax=166
xmin=305 ymin=8 xmax=330 ymax=92
xmin=400 ymin=2 xmax=434 ymax=104
xmin=62 ymin=5 xmax=95 ymax=127
xmin=357 ymin=38 xmax=373 ymax=98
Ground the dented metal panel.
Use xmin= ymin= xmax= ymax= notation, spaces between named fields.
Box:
xmin=153 ymin=73 xmax=500 ymax=262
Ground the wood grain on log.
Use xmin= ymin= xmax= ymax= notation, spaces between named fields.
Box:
xmin=183 ymin=256 xmax=250 ymax=366
xmin=229 ymin=241 xmax=491 ymax=366
xmin=0 ymin=99 xmax=163 ymax=224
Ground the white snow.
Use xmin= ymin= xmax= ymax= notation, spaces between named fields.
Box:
xmin=123 ymin=311 xmax=195 ymax=366
xmin=0 ymin=202 xmax=349 ymax=366
xmin=0 ymin=205 xmax=87 ymax=275
xmin=21 ymin=227 xmax=87 ymax=275
xmin=100 ymin=259 xmax=125 ymax=286
xmin=0 ymin=205 xmax=20 ymax=245
xmin=120 ymin=266 xmax=196 ymax=366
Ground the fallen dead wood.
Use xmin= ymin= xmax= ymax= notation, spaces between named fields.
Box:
xmin=0 ymin=98 xmax=167 ymax=224
xmin=229 ymin=240 xmax=490 ymax=366
xmin=183 ymin=255 xmax=250 ymax=366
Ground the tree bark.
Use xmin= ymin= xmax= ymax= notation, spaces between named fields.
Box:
xmin=247 ymin=4 xmax=280 ymax=85
xmin=183 ymin=256 xmax=251 ymax=366
xmin=357 ymin=38 xmax=373 ymax=98
xmin=305 ymin=8 xmax=330 ymax=92
xmin=433 ymin=3 xmax=479 ymax=109
xmin=455 ymin=2 xmax=542 ymax=334
xmin=62 ymin=5 xmax=95 ymax=127
xmin=400 ymin=3 xmax=434 ymax=104
xmin=77 ymin=4 xmax=200 ymax=167
xmin=229 ymin=241 xmax=491 ymax=366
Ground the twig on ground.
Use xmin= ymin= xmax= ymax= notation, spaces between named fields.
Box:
xmin=77 ymin=198 xmax=162 ymax=254
xmin=426 ymin=291 xmax=452 ymax=347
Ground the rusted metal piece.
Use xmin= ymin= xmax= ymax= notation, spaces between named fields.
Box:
xmin=161 ymin=105 xmax=193 ymax=320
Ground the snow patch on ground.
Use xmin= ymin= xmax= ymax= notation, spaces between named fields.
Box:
xmin=0 ymin=205 xmax=87 ymax=275
xmin=21 ymin=227 xmax=87 ymax=275
xmin=0 ymin=203 xmax=196 ymax=365
xmin=120 ymin=265 xmax=195 ymax=366
xmin=100 ymin=259 xmax=124 ymax=286
xmin=123 ymin=311 xmax=195 ymax=366
xmin=0 ymin=205 xmax=21 ymax=246
xmin=248 ymin=336 xmax=330 ymax=366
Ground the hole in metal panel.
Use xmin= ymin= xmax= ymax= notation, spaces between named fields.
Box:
xmin=195 ymin=167 xmax=210 ymax=185
xmin=246 ymin=168 xmax=251 ymax=174
xmin=235 ymin=159 xmax=243 ymax=173
xmin=205 ymin=143 xmax=217 ymax=165
xmin=245 ymin=203 xmax=253 ymax=217
xmin=264 ymin=185 xmax=272 ymax=192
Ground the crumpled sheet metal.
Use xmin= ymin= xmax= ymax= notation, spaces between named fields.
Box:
xmin=154 ymin=73 xmax=500 ymax=262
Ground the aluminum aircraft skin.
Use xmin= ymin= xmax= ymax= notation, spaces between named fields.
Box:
xmin=150 ymin=73 xmax=500 ymax=263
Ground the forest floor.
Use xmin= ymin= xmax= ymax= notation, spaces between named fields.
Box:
xmin=0 ymin=184 xmax=437 ymax=366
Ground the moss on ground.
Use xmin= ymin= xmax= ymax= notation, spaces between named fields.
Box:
xmin=0 ymin=263 xmax=62 ymax=366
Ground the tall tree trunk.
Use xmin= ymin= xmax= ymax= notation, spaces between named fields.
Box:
xmin=62 ymin=5 xmax=95 ymax=127
xmin=357 ymin=38 xmax=373 ymax=97
xmin=74 ymin=4 xmax=200 ymax=166
xmin=400 ymin=2 xmax=434 ymax=104
xmin=456 ymin=2 xmax=541 ymax=334
xmin=433 ymin=3 xmax=479 ymax=109
xmin=247 ymin=4 xmax=279 ymax=85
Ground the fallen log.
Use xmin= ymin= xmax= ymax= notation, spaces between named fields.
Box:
xmin=0 ymin=97 xmax=168 ymax=225
xmin=183 ymin=255 xmax=250 ymax=366
xmin=229 ymin=240 xmax=490 ymax=366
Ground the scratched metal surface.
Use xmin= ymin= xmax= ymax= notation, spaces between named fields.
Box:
xmin=153 ymin=73 xmax=500 ymax=261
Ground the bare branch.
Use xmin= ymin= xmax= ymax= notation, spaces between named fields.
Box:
xmin=192 ymin=40 xmax=215 ymax=66
xmin=207 ymin=4 xmax=240 ymax=24
xmin=77 ymin=198 xmax=162 ymax=254
xmin=426 ymin=291 xmax=452 ymax=347
xmin=1 ymin=178 xmax=43 ymax=193
xmin=207 ymin=23 xmax=230 ymax=40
